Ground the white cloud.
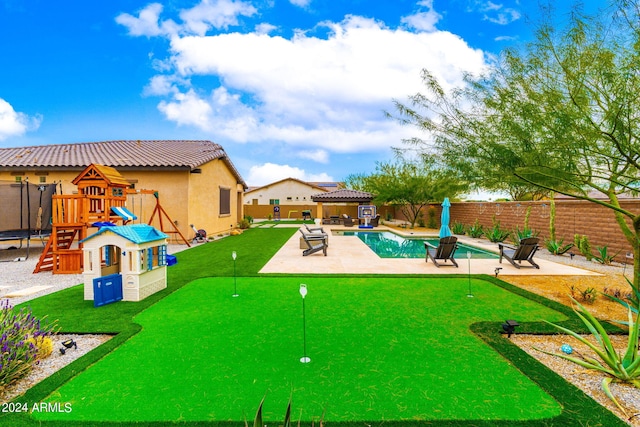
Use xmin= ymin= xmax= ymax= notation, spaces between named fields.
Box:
xmin=401 ymin=0 xmax=442 ymax=32
xmin=289 ymin=0 xmax=312 ymax=7
xmin=297 ymin=149 xmax=329 ymax=164
xmin=179 ymin=0 xmax=257 ymax=35
xmin=157 ymin=89 xmax=213 ymax=129
xmin=255 ymin=22 xmax=278 ymax=35
xmin=247 ymin=162 xmax=333 ymax=186
xmin=0 ymin=98 xmax=41 ymax=141
xmin=116 ymin=0 xmax=256 ymax=37
xmin=470 ymin=1 xmax=522 ymax=25
xmin=155 ymin=15 xmax=485 ymax=151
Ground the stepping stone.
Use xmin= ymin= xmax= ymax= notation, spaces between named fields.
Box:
xmin=4 ymin=285 xmax=52 ymax=298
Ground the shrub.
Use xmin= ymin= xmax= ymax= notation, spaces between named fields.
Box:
xmin=427 ymin=207 xmax=438 ymax=229
xmin=568 ymin=285 xmax=597 ymax=304
xmin=512 ymin=225 xmax=540 ymax=243
xmin=238 ymin=219 xmax=251 ymax=229
xmin=385 ymin=212 xmax=393 ymax=221
xmin=451 ymin=221 xmax=466 ymax=235
xmin=574 ymin=234 xmax=593 ymax=260
xmin=0 ymin=300 xmax=57 ymax=392
xmin=485 ymin=217 xmax=510 ymax=243
xmin=545 ymin=238 xmax=574 ymax=255
xmin=467 ymin=219 xmax=484 ymax=238
xmin=25 ymin=336 xmax=53 ymax=359
xmin=243 ymin=215 xmax=254 ymax=224
xmin=593 ymin=245 xmax=620 ymax=265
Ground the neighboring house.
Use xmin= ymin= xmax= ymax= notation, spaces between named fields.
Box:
xmin=244 ymin=177 xmax=329 ymax=206
xmin=0 ymin=140 xmax=247 ymax=239
xmin=243 ymin=177 xmax=339 ymax=219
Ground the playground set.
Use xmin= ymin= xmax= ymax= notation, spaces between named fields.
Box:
xmin=0 ymin=163 xmax=190 ymax=275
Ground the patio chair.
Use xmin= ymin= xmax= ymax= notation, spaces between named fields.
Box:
xmin=499 ymin=237 xmax=540 ymax=269
xmin=342 ymin=214 xmax=354 ymax=227
xmin=369 ymin=215 xmax=380 ymax=227
xmin=424 ymin=236 xmax=459 ymax=267
xmin=299 ymin=229 xmax=328 ymax=256
xmin=304 ymin=224 xmax=329 ymax=245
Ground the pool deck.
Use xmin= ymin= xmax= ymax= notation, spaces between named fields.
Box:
xmin=259 ymin=224 xmax=599 ymax=276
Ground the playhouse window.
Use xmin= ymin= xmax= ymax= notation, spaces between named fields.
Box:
xmin=140 ymin=249 xmax=147 ymax=272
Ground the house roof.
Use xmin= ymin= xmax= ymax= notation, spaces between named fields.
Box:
xmin=311 ymin=189 xmax=374 ymax=203
xmin=245 ymin=177 xmax=328 ymax=194
xmin=81 ymin=224 xmax=168 ymax=245
xmin=0 ymin=140 xmax=247 ymax=189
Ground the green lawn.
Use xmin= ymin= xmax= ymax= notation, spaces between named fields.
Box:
xmin=34 ymin=276 xmax=565 ymax=423
xmin=1 ymin=227 xmax=628 ymax=427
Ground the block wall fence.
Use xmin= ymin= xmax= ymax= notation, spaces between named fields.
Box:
xmin=403 ymin=199 xmax=638 ymax=264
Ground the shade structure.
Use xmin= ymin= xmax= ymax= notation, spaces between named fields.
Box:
xmin=439 ymin=197 xmax=452 ymax=238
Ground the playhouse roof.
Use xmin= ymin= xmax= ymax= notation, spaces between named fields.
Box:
xmin=82 ymin=224 xmax=168 ymax=245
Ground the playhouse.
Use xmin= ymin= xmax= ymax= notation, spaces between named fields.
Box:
xmin=81 ymin=224 xmax=169 ymax=306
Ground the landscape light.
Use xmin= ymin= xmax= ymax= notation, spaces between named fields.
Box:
xmin=60 ymin=339 xmax=77 ymax=355
xmin=494 ymin=267 xmax=502 ymax=277
xmin=501 ymin=320 xmax=520 ymax=338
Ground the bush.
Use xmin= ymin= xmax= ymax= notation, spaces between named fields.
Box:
xmin=545 ymin=238 xmax=574 ymax=255
xmin=485 ymin=217 xmax=510 ymax=243
xmin=467 ymin=219 xmax=484 ymax=238
xmin=451 ymin=221 xmax=466 ymax=235
xmin=0 ymin=300 xmax=57 ymax=391
xmin=427 ymin=207 xmax=438 ymax=229
xmin=238 ymin=219 xmax=251 ymax=229
xmin=574 ymin=234 xmax=593 ymax=260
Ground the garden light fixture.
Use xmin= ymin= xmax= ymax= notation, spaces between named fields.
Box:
xmin=494 ymin=267 xmax=502 ymax=277
xmin=299 ymin=284 xmax=310 ymax=363
xmin=232 ymin=251 xmax=238 ymax=297
xmin=501 ymin=320 xmax=519 ymax=338
xmin=60 ymin=339 xmax=77 ymax=355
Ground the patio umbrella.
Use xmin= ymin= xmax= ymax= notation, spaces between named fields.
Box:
xmin=439 ymin=197 xmax=452 ymax=238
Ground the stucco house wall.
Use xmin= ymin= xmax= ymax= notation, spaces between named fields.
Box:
xmin=245 ymin=178 xmax=327 ymax=206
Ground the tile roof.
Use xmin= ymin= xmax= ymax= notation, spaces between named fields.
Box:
xmin=82 ymin=224 xmax=168 ymax=245
xmin=244 ymin=177 xmax=328 ymax=194
xmin=311 ymin=189 xmax=374 ymax=202
xmin=0 ymin=140 xmax=247 ymax=188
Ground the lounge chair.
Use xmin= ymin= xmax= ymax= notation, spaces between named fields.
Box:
xmin=299 ymin=229 xmax=328 ymax=256
xmin=424 ymin=236 xmax=459 ymax=267
xmin=342 ymin=214 xmax=354 ymax=227
xmin=304 ymin=223 xmax=326 ymax=234
xmin=499 ymin=237 xmax=540 ymax=269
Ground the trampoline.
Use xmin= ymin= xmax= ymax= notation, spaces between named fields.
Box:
xmin=0 ymin=180 xmax=56 ymax=262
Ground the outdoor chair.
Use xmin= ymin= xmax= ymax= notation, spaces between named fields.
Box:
xmin=499 ymin=237 xmax=540 ymax=269
xmin=424 ymin=236 xmax=459 ymax=267
xmin=299 ymin=229 xmax=328 ymax=256
xmin=369 ymin=215 xmax=380 ymax=227
xmin=342 ymin=214 xmax=354 ymax=227
xmin=304 ymin=224 xmax=329 ymax=245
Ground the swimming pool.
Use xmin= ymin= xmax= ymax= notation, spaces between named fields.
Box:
xmin=336 ymin=230 xmax=499 ymax=259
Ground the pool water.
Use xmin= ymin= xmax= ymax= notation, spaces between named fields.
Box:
xmin=337 ymin=231 xmax=499 ymax=259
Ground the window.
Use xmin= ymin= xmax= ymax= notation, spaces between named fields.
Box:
xmin=15 ymin=176 xmax=21 ymax=182
xmin=39 ymin=176 xmax=46 ymax=183
xmin=220 ymin=187 xmax=231 ymax=215
xmin=269 ymin=199 xmax=280 ymax=205
xmin=112 ymin=188 xmax=123 ymax=197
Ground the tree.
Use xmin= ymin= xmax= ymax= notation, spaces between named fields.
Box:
xmin=346 ymin=157 xmax=464 ymax=228
xmin=391 ymin=0 xmax=640 ymax=285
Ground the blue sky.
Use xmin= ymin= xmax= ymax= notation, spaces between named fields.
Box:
xmin=0 ymin=0 xmax=606 ymax=186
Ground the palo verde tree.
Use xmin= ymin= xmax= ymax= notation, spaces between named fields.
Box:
xmin=346 ymin=155 xmax=465 ymax=228
xmin=392 ymin=0 xmax=640 ymax=286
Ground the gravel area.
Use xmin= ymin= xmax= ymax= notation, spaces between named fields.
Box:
xmin=0 ymin=333 xmax=113 ymax=404
xmin=511 ymin=334 xmax=640 ymax=426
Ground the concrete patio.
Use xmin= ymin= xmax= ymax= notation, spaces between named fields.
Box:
xmin=260 ymin=224 xmax=600 ymax=276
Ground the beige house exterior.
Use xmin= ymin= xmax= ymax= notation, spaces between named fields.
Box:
xmin=243 ymin=177 xmax=331 ymax=219
xmin=0 ymin=140 xmax=247 ymax=241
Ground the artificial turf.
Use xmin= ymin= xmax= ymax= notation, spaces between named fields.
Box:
xmin=33 ymin=276 xmax=566 ymax=423
xmin=2 ymin=227 xmax=629 ymax=426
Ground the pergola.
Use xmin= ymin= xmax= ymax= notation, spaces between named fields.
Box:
xmin=311 ymin=189 xmax=374 ymax=219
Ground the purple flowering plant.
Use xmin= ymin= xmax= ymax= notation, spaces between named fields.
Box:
xmin=0 ymin=299 xmax=57 ymax=391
